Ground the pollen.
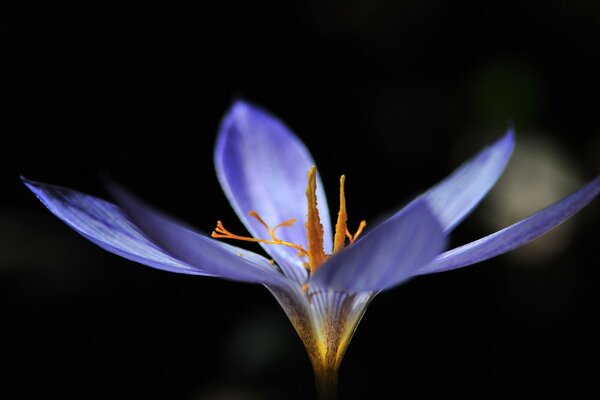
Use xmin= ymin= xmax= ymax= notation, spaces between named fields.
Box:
xmin=333 ymin=175 xmax=348 ymax=253
xmin=305 ymin=166 xmax=327 ymax=272
xmin=212 ymin=166 xmax=366 ymax=275
xmin=332 ymin=174 xmax=366 ymax=249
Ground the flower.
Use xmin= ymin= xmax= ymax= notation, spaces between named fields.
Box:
xmin=23 ymin=101 xmax=599 ymax=399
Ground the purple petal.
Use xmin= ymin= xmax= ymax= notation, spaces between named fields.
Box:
xmin=214 ymin=101 xmax=332 ymax=283
xmin=22 ymin=177 xmax=211 ymax=276
xmin=312 ymin=199 xmax=446 ymax=292
xmin=426 ymin=129 xmax=515 ymax=233
xmin=419 ymin=176 xmax=600 ymax=275
xmin=106 ymin=180 xmax=290 ymax=286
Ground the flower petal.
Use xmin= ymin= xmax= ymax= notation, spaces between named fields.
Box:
xmin=426 ymin=128 xmax=515 ymax=232
xmin=419 ymin=176 xmax=600 ymax=275
xmin=312 ymin=199 xmax=446 ymax=292
xmin=106 ymin=180 xmax=291 ymax=286
xmin=214 ymin=100 xmax=332 ymax=283
xmin=22 ymin=177 xmax=210 ymax=276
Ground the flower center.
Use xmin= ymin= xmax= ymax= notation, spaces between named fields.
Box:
xmin=211 ymin=166 xmax=366 ymax=274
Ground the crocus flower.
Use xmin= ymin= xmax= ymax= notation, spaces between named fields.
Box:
xmin=23 ymin=101 xmax=599 ymax=399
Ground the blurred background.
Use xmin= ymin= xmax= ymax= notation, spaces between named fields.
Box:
xmin=2 ymin=1 xmax=599 ymax=399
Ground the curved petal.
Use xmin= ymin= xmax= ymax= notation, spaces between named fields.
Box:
xmin=312 ymin=199 xmax=446 ymax=292
xmin=214 ymin=100 xmax=332 ymax=283
xmin=22 ymin=177 xmax=210 ymax=276
xmin=419 ymin=176 xmax=600 ymax=275
xmin=106 ymin=180 xmax=291 ymax=287
xmin=425 ymin=128 xmax=515 ymax=233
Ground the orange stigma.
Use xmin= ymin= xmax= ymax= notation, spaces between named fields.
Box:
xmin=212 ymin=215 xmax=309 ymax=258
xmin=211 ymin=166 xmax=366 ymax=274
xmin=305 ymin=166 xmax=327 ymax=272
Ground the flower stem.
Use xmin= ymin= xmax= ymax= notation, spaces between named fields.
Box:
xmin=312 ymin=361 xmax=339 ymax=400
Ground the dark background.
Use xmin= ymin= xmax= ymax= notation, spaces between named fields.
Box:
xmin=2 ymin=2 xmax=599 ymax=399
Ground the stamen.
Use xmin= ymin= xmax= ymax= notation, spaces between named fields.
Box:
xmin=248 ymin=211 xmax=296 ymax=242
xmin=248 ymin=211 xmax=270 ymax=232
xmin=333 ymin=175 xmax=348 ymax=253
xmin=272 ymin=218 xmax=297 ymax=235
xmin=211 ymin=219 xmax=309 ymax=257
xmin=346 ymin=220 xmax=367 ymax=244
xmin=211 ymin=167 xmax=367 ymax=277
xmin=305 ymin=166 xmax=327 ymax=272
xmin=345 ymin=230 xmax=353 ymax=241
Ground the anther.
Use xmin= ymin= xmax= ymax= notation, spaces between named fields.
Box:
xmin=212 ymin=167 xmax=367 ymax=275
xmin=346 ymin=220 xmax=367 ymax=244
xmin=211 ymin=216 xmax=309 ymax=257
xmin=333 ymin=175 xmax=348 ymax=253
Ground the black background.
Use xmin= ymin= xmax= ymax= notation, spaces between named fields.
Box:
xmin=2 ymin=2 xmax=599 ymax=399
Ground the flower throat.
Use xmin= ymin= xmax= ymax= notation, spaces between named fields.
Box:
xmin=212 ymin=166 xmax=366 ymax=274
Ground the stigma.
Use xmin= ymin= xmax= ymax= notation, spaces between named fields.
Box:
xmin=211 ymin=166 xmax=366 ymax=274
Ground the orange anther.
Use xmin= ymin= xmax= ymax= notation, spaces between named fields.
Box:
xmin=211 ymin=217 xmax=309 ymax=258
xmin=333 ymin=175 xmax=348 ymax=253
xmin=212 ymin=167 xmax=367 ymax=274
xmin=345 ymin=221 xmax=367 ymax=244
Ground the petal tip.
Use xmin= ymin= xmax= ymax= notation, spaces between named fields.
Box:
xmin=505 ymin=125 xmax=515 ymax=138
xmin=499 ymin=126 xmax=516 ymax=151
xmin=218 ymin=99 xmax=263 ymax=145
xmin=421 ymin=174 xmax=600 ymax=276
xmin=226 ymin=99 xmax=263 ymax=121
xmin=21 ymin=176 xmax=44 ymax=196
xmin=20 ymin=175 xmax=37 ymax=186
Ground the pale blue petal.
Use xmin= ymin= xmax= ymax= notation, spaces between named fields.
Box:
xmin=214 ymin=100 xmax=332 ymax=283
xmin=426 ymin=129 xmax=515 ymax=232
xmin=22 ymin=178 xmax=210 ymax=276
xmin=312 ymin=199 xmax=446 ymax=292
xmin=419 ymin=176 xmax=600 ymax=275
xmin=106 ymin=180 xmax=290 ymax=286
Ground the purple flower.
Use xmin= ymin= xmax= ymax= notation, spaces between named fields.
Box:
xmin=23 ymin=101 xmax=599 ymax=399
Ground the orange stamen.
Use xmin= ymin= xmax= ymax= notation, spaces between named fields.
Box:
xmin=333 ymin=175 xmax=348 ymax=253
xmin=211 ymin=218 xmax=309 ymax=258
xmin=272 ymin=218 xmax=297 ymax=234
xmin=247 ymin=211 xmax=297 ymax=242
xmin=347 ymin=220 xmax=367 ymax=244
xmin=211 ymin=167 xmax=367 ymax=276
xmin=248 ymin=211 xmax=270 ymax=232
